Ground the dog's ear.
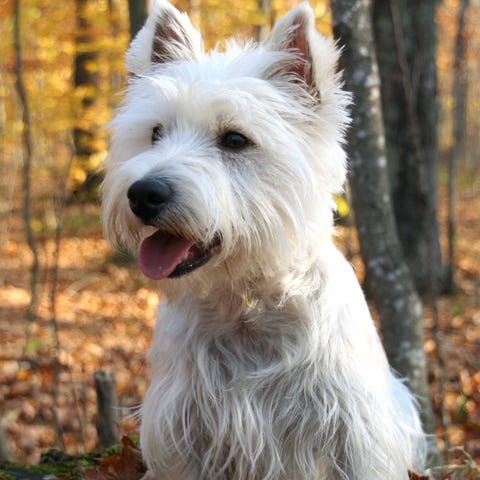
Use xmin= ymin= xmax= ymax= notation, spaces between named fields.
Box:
xmin=126 ymin=0 xmax=203 ymax=76
xmin=265 ymin=2 xmax=317 ymax=91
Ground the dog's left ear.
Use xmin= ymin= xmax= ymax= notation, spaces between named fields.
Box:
xmin=126 ymin=0 xmax=203 ymax=76
xmin=265 ymin=2 xmax=317 ymax=91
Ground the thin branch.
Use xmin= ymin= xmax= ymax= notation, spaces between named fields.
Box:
xmin=447 ymin=0 xmax=469 ymax=291
xmin=51 ymin=144 xmax=87 ymax=453
xmin=13 ymin=0 xmax=40 ymax=332
xmin=0 ymin=68 xmax=21 ymax=256
xmin=48 ymin=139 xmax=76 ymax=453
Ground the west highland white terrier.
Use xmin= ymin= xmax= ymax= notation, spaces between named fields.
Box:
xmin=102 ymin=1 xmax=427 ymax=478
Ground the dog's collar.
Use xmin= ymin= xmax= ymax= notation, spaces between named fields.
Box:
xmin=244 ymin=293 xmax=252 ymax=310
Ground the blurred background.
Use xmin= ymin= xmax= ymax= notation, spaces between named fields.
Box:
xmin=0 ymin=0 xmax=478 ymax=467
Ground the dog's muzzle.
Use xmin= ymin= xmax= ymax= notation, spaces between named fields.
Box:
xmin=127 ymin=177 xmax=221 ymax=280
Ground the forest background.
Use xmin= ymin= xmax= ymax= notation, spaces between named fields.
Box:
xmin=0 ymin=0 xmax=479 ymax=471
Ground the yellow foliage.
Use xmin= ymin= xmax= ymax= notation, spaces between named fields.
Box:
xmin=69 ymin=164 xmax=88 ymax=189
xmin=2 ymin=0 xmax=475 ymax=198
xmin=334 ymin=195 xmax=350 ymax=218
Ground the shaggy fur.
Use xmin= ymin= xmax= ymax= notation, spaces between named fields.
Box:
xmin=102 ymin=1 xmax=426 ymax=478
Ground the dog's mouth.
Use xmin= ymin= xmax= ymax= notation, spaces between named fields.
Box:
xmin=139 ymin=230 xmax=220 ymax=280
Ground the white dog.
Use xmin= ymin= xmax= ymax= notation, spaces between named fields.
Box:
xmin=102 ymin=1 xmax=426 ymax=478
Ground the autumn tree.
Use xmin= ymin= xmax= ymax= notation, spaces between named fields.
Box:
xmin=373 ymin=0 xmax=445 ymax=295
xmin=73 ymin=0 xmax=108 ymax=200
xmin=331 ymin=0 xmax=438 ymax=457
xmin=255 ymin=0 xmax=272 ymax=41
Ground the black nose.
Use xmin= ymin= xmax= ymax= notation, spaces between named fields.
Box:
xmin=127 ymin=178 xmax=171 ymax=224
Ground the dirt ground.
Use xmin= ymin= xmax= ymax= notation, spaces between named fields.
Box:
xmin=0 ymin=186 xmax=478 ymax=467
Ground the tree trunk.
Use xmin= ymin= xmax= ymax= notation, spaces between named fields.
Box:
xmin=73 ymin=0 xmax=103 ymax=200
xmin=128 ymin=0 xmax=149 ymax=39
xmin=331 ymin=0 xmax=438 ymax=457
xmin=94 ymin=371 xmax=120 ymax=450
xmin=373 ymin=0 xmax=444 ymax=295
xmin=255 ymin=0 xmax=272 ymax=42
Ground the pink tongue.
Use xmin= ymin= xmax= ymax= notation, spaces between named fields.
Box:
xmin=139 ymin=231 xmax=194 ymax=280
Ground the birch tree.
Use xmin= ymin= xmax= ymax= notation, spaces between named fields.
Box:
xmin=330 ymin=0 xmax=437 ymax=452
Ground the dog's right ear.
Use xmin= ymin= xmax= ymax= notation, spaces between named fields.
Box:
xmin=126 ymin=0 xmax=203 ymax=76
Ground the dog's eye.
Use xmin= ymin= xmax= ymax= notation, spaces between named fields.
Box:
xmin=220 ymin=131 xmax=250 ymax=150
xmin=152 ymin=124 xmax=164 ymax=144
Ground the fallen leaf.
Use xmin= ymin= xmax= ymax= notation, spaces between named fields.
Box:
xmin=83 ymin=437 xmax=146 ymax=480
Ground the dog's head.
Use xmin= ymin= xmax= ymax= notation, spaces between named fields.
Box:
xmin=102 ymin=0 xmax=349 ymax=289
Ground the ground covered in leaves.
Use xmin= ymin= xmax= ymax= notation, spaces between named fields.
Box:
xmin=0 ymin=187 xmax=479 ymax=476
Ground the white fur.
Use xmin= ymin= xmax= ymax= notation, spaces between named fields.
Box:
xmin=102 ymin=1 xmax=426 ymax=478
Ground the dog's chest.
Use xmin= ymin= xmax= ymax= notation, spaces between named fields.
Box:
xmin=171 ymin=324 xmax=322 ymax=472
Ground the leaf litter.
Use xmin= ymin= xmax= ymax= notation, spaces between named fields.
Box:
xmin=0 ymin=189 xmax=478 ymax=478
